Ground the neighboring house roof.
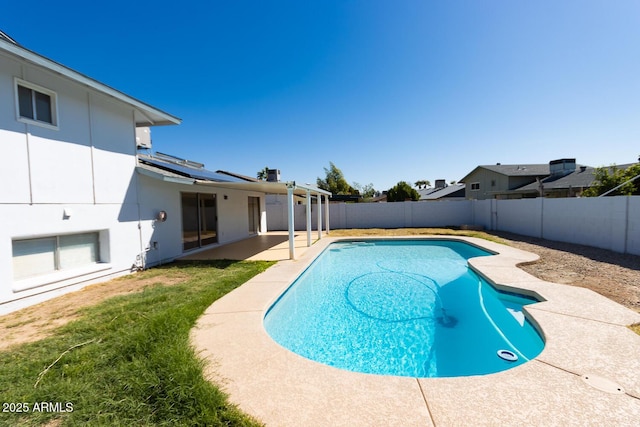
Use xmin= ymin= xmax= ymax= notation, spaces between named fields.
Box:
xmin=370 ymin=193 xmax=387 ymax=202
xmin=329 ymin=194 xmax=362 ymax=202
xmin=512 ymin=166 xmax=594 ymax=194
xmin=509 ymin=163 xmax=637 ymax=195
xmin=0 ymin=31 xmax=180 ymax=127
xmin=460 ymin=164 xmax=549 ymax=183
xmin=417 ymin=187 xmax=440 ymax=198
xmin=420 ymin=184 xmax=465 ymax=200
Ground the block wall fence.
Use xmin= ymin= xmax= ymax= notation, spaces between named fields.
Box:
xmin=266 ymin=196 xmax=640 ymax=255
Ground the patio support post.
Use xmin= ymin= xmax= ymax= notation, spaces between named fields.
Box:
xmin=317 ymin=191 xmax=323 ymax=240
xmin=306 ymin=189 xmax=312 ymax=247
xmin=324 ymin=194 xmax=330 ymax=234
xmin=287 ymin=183 xmax=295 ymax=260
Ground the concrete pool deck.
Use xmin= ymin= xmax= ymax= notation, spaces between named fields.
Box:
xmin=190 ymin=236 xmax=640 ymax=426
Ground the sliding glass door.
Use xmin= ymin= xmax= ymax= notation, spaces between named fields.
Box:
xmin=248 ymin=196 xmax=260 ymax=234
xmin=181 ymin=192 xmax=217 ymax=251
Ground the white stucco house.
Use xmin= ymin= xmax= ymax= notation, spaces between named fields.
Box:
xmin=1 ymin=32 xmax=330 ymax=315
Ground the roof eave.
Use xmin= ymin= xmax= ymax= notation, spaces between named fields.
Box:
xmin=0 ymin=38 xmax=181 ymax=127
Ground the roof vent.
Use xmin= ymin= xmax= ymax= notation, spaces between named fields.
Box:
xmin=580 ymin=166 xmax=587 ymax=172
xmin=435 ymin=179 xmax=446 ymax=189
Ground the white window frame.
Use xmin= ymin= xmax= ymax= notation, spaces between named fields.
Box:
xmin=14 ymin=77 xmax=59 ymax=130
xmin=12 ymin=231 xmax=107 ymax=291
xmin=471 ymin=182 xmax=480 ymax=191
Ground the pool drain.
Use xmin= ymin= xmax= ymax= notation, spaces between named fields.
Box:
xmin=497 ymin=349 xmax=518 ymax=362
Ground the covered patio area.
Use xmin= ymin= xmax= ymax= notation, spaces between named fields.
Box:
xmin=179 ymin=231 xmax=316 ymax=261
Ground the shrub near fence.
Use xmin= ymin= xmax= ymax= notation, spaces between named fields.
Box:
xmin=266 ymin=196 xmax=640 ymax=255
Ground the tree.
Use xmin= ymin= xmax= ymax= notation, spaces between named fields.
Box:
xmin=387 ymin=181 xmax=420 ymax=202
xmin=414 ymin=180 xmax=431 ymax=189
xmin=316 ymin=162 xmax=358 ymax=195
xmin=256 ymin=166 xmax=269 ymax=181
xmin=353 ymin=182 xmax=377 ymax=200
xmin=582 ymin=164 xmax=640 ymax=197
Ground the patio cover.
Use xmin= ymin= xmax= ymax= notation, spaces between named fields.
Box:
xmin=137 ymin=160 xmax=331 ymax=259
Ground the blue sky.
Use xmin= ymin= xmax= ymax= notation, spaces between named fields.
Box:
xmin=4 ymin=1 xmax=639 ymax=191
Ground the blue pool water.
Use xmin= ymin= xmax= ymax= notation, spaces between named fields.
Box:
xmin=264 ymin=240 xmax=545 ymax=378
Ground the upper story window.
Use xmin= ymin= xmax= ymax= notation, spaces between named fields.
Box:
xmin=15 ymin=78 xmax=58 ymax=128
xmin=471 ymin=182 xmax=480 ymax=190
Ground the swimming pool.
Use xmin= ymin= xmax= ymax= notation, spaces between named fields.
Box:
xmin=264 ymin=239 xmax=545 ymax=378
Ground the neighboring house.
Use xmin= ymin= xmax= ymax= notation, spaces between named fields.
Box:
xmin=370 ymin=193 xmax=388 ymax=203
xmin=502 ymin=164 xmax=598 ymax=198
xmin=460 ymin=162 xmax=550 ymax=200
xmin=0 ymin=32 xmax=180 ymax=314
xmin=418 ymin=179 xmax=465 ymax=201
xmin=460 ymin=158 xmax=599 ymax=200
xmin=419 ymin=184 xmax=465 ymax=201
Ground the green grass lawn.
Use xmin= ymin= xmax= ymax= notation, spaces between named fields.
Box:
xmin=0 ymin=260 xmax=274 ymax=427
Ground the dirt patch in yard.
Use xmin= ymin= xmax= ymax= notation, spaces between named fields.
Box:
xmin=0 ymin=271 xmax=189 ymax=351
xmin=493 ymin=232 xmax=640 ymax=313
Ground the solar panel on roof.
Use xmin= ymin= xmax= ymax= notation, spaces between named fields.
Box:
xmin=140 ymin=157 xmax=245 ymax=183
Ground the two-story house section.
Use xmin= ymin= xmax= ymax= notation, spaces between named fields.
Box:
xmin=460 ymin=163 xmax=550 ymax=200
xmin=460 ymin=158 xmax=605 ymax=200
xmin=0 ymin=32 xmax=180 ymax=314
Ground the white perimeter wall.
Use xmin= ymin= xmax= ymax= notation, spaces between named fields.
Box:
xmin=267 ymin=197 xmax=640 ymax=255
xmin=471 ymin=196 xmax=640 ymax=254
xmin=267 ymin=200 xmax=472 ymax=230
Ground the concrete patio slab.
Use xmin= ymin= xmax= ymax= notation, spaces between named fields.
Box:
xmin=180 ymin=232 xmax=316 ymax=262
xmin=190 ymin=235 xmax=640 ymax=426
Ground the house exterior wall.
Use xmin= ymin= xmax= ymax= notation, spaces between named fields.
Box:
xmin=136 ymin=175 xmax=267 ymax=266
xmin=464 ymin=168 xmax=544 ymax=200
xmin=0 ymin=51 xmax=146 ymax=314
xmin=464 ymin=169 xmax=510 ymax=200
